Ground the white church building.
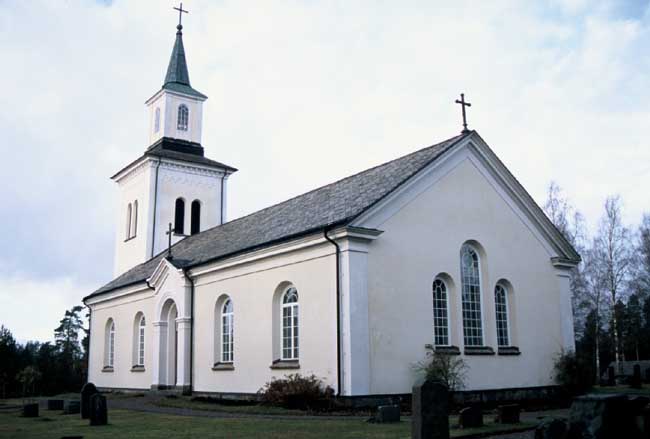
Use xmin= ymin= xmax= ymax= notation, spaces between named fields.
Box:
xmin=84 ymin=19 xmax=580 ymax=399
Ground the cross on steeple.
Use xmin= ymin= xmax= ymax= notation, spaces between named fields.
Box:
xmin=173 ymin=2 xmax=189 ymax=28
xmin=165 ymin=222 xmax=174 ymax=259
xmin=455 ymin=93 xmax=472 ymax=134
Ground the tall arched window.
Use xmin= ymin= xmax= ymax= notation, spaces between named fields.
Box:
xmin=174 ymin=198 xmax=185 ymax=234
xmin=132 ymin=200 xmax=138 ymax=238
xmin=494 ymin=285 xmax=510 ymax=347
xmin=191 ymin=200 xmax=201 ymax=235
xmin=432 ymin=279 xmax=449 ymax=346
xmin=126 ymin=203 xmax=132 ymax=239
xmin=221 ymin=299 xmax=234 ymax=363
xmin=281 ymin=287 xmax=299 ymax=360
xmin=105 ymin=319 xmax=115 ymax=368
xmin=138 ymin=315 xmax=146 ymax=366
xmin=154 ymin=107 xmax=161 ymax=133
xmin=177 ymin=104 xmax=189 ymax=131
xmin=460 ymin=244 xmax=483 ymax=346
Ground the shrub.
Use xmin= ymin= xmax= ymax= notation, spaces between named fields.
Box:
xmin=258 ymin=374 xmax=334 ymax=410
xmin=414 ymin=346 xmax=468 ymax=390
xmin=553 ymin=349 xmax=593 ymax=396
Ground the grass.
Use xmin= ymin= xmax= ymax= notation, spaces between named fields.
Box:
xmin=591 ymin=384 xmax=650 ymax=396
xmin=0 ymin=407 xmax=535 ymax=439
xmin=154 ymin=396 xmax=310 ymax=416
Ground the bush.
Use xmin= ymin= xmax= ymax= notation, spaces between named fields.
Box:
xmin=414 ymin=346 xmax=468 ymax=390
xmin=258 ymin=374 xmax=334 ymax=410
xmin=553 ymin=349 xmax=593 ymax=396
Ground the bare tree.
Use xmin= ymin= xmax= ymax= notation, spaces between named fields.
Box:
xmin=589 ymin=196 xmax=633 ymax=373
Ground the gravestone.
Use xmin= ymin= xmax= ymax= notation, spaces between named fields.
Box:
xmin=22 ymin=403 xmax=38 ymax=417
xmin=631 ymin=364 xmax=643 ymax=389
xmin=568 ymin=394 xmax=635 ymax=439
xmin=63 ymin=400 xmax=80 ymax=415
xmin=645 ymin=368 xmax=650 ymax=384
xmin=459 ymin=405 xmax=483 ymax=428
xmin=412 ymin=379 xmax=449 ymax=439
xmin=534 ymin=417 xmax=567 ymax=439
xmin=607 ymin=366 xmax=615 ymax=386
xmin=47 ymin=399 xmax=64 ymax=410
xmin=375 ymin=404 xmax=400 ymax=423
xmin=637 ymin=405 xmax=650 ymax=439
xmin=89 ymin=393 xmax=108 ymax=426
xmin=80 ymin=382 xmax=98 ymax=419
xmin=496 ymin=404 xmax=520 ymax=424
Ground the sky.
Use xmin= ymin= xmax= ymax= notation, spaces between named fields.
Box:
xmin=0 ymin=0 xmax=648 ymax=343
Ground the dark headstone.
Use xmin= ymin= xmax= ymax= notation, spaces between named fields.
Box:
xmin=636 ymin=406 xmax=650 ymax=439
xmin=631 ymin=364 xmax=643 ymax=389
xmin=568 ymin=393 xmax=635 ymax=439
xmin=496 ymin=404 xmax=521 ymax=424
xmin=412 ymin=379 xmax=449 ymax=439
xmin=89 ymin=393 xmax=108 ymax=426
xmin=80 ymin=382 xmax=98 ymax=419
xmin=607 ymin=366 xmax=615 ymax=386
xmin=22 ymin=403 xmax=39 ymax=417
xmin=459 ymin=405 xmax=483 ymax=429
xmin=63 ymin=400 xmax=80 ymax=415
xmin=535 ymin=417 xmax=568 ymax=439
xmin=375 ymin=404 xmax=400 ymax=423
xmin=645 ymin=368 xmax=650 ymax=384
xmin=47 ymin=399 xmax=64 ymax=411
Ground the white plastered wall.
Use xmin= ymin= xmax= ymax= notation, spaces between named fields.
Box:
xmin=147 ymin=90 xmax=205 ymax=146
xmin=360 ymin=145 xmax=572 ymax=394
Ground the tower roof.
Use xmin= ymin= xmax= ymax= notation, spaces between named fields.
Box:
xmin=162 ymin=25 xmax=207 ymax=99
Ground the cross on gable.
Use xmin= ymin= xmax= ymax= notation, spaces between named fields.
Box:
xmin=455 ymin=93 xmax=472 ymax=134
xmin=165 ymin=222 xmax=174 ymax=259
xmin=173 ymin=2 xmax=189 ymax=27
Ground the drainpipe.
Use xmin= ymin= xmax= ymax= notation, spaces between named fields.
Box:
xmin=324 ymin=227 xmax=342 ymax=397
xmin=84 ymin=302 xmax=92 ymax=384
xmin=150 ymin=158 xmax=162 ymax=259
xmin=181 ymin=268 xmax=195 ymax=395
xmin=220 ymin=173 xmax=226 ymax=224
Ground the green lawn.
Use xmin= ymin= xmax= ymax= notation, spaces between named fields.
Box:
xmin=0 ymin=408 xmax=535 ymax=439
xmin=591 ymin=384 xmax=650 ymax=396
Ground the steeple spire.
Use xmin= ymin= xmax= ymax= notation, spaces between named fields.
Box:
xmin=164 ymin=24 xmax=191 ymax=87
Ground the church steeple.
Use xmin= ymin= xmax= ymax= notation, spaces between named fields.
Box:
xmin=164 ymin=25 xmax=191 ymax=87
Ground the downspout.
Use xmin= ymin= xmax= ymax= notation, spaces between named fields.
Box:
xmin=324 ymin=227 xmax=342 ymax=397
xmin=83 ymin=302 xmax=92 ymax=383
xmin=150 ymin=158 xmax=162 ymax=259
xmin=181 ymin=268 xmax=195 ymax=395
xmin=220 ymin=173 xmax=226 ymax=224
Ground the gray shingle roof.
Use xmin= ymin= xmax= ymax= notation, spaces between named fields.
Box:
xmin=87 ymin=132 xmax=468 ymax=300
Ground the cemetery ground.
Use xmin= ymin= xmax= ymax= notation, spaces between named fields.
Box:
xmin=0 ymin=393 xmax=539 ymax=439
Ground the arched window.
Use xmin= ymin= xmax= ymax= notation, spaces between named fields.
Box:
xmin=154 ymin=107 xmax=161 ymax=133
xmin=191 ymin=200 xmax=201 ymax=235
xmin=432 ymin=279 xmax=449 ymax=346
xmin=126 ymin=203 xmax=132 ymax=239
xmin=132 ymin=200 xmax=138 ymax=238
xmin=177 ymin=104 xmax=189 ymax=131
xmin=105 ymin=319 xmax=115 ymax=368
xmin=221 ymin=299 xmax=234 ymax=363
xmin=138 ymin=315 xmax=146 ymax=366
xmin=460 ymin=244 xmax=483 ymax=346
xmin=495 ymin=285 xmax=510 ymax=347
xmin=174 ymin=198 xmax=185 ymax=234
xmin=281 ymin=287 xmax=299 ymax=360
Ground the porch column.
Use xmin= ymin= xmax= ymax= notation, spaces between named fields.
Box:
xmin=175 ymin=317 xmax=192 ymax=393
xmin=151 ymin=321 xmax=168 ymax=389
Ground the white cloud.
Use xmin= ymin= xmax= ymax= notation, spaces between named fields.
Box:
xmin=0 ymin=0 xmax=648 ymax=340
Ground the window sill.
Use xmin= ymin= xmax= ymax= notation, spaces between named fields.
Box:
xmin=498 ymin=346 xmax=521 ymax=356
xmin=124 ymin=236 xmax=136 ymax=243
xmin=173 ymin=232 xmax=188 ymax=238
xmin=102 ymin=366 xmax=114 ymax=373
xmin=131 ymin=366 xmax=145 ymax=372
xmin=464 ymin=346 xmax=495 ymax=356
xmin=270 ymin=360 xmax=300 ymax=370
xmin=434 ymin=345 xmax=461 ymax=355
xmin=212 ymin=363 xmax=235 ymax=371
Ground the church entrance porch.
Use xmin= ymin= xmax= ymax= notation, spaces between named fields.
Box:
xmin=152 ymin=298 xmax=191 ymax=393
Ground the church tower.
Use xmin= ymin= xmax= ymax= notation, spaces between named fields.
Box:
xmin=112 ymin=19 xmax=236 ymax=276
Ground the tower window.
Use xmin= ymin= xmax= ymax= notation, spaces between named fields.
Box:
xmin=174 ymin=198 xmax=185 ymax=234
xmin=154 ymin=107 xmax=161 ymax=133
xmin=132 ymin=200 xmax=138 ymax=238
xmin=126 ymin=203 xmax=132 ymax=239
xmin=191 ymin=200 xmax=201 ymax=235
xmin=177 ymin=104 xmax=189 ymax=131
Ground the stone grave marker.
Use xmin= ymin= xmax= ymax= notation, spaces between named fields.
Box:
xmin=89 ymin=393 xmax=108 ymax=426
xmin=607 ymin=366 xmax=615 ymax=386
xmin=375 ymin=404 xmax=400 ymax=423
xmin=534 ymin=417 xmax=568 ymax=439
xmin=631 ymin=364 xmax=643 ymax=389
xmin=412 ymin=379 xmax=449 ymax=439
xmin=568 ymin=393 xmax=635 ymax=439
xmin=645 ymin=368 xmax=650 ymax=384
xmin=80 ymin=382 xmax=98 ymax=419
xmin=63 ymin=400 xmax=80 ymax=415
xmin=22 ymin=403 xmax=38 ymax=417
xmin=459 ymin=405 xmax=483 ymax=428
xmin=496 ymin=404 xmax=520 ymax=424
